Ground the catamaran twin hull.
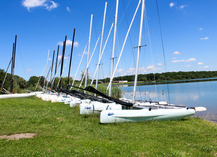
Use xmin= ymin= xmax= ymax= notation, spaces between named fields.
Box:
xmin=80 ymin=101 xmax=122 ymax=114
xmin=0 ymin=93 xmax=36 ymax=99
xmin=100 ymin=108 xmax=196 ymax=123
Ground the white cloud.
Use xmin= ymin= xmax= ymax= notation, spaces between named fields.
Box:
xmin=172 ymin=58 xmax=196 ymax=63
xmin=199 ymin=28 xmax=203 ymax=31
xmin=173 ymin=51 xmax=181 ymax=55
xmin=26 ymin=68 xmax=32 ymax=72
xmin=187 ymin=58 xmax=196 ymax=62
xmin=116 ymin=69 xmax=124 ymax=73
xmin=22 ymin=0 xmax=58 ymax=11
xmin=146 ymin=65 xmax=161 ymax=72
xmin=58 ymin=40 xmax=79 ymax=47
xmin=178 ymin=5 xmax=187 ymax=9
xmin=157 ymin=63 xmax=163 ymax=66
xmin=172 ymin=57 xmax=177 ymax=60
xmin=46 ymin=1 xmax=58 ymax=11
xmin=116 ymin=65 xmax=161 ymax=76
xmin=139 ymin=67 xmax=147 ymax=73
xmin=200 ymin=37 xmax=209 ymax=40
xmin=74 ymin=42 xmax=79 ymax=47
xmin=169 ymin=2 xmax=175 ymax=8
xmin=204 ymin=66 xmax=209 ymax=69
xmin=66 ymin=6 xmax=71 ymax=12
xmin=119 ymin=68 xmax=135 ymax=75
xmin=147 ymin=65 xmax=155 ymax=70
xmin=58 ymin=55 xmax=68 ymax=60
xmin=198 ymin=62 xmax=203 ymax=65
xmin=172 ymin=59 xmax=185 ymax=63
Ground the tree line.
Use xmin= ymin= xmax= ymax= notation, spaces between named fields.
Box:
xmin=1 ymin=69 xmax=217 ymax=93
xmin=0 ymin=69 xmax=76 ymax=93
xmin=99 ymin=71 xmax=217 ymax=83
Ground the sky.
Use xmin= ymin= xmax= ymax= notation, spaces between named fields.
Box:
xmin=0 ymin=0 xmax=217 ymax=81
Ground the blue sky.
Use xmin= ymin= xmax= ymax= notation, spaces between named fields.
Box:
xmin=0 ymin=0 xmax=217 ymax=81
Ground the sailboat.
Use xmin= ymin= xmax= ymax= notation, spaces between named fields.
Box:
xmin=79 ymin=1 xmax=125 ymax=114
xmin=0 ymin=35 xmax=36 ymax=99
xmin=99 ymin=0 xmax=206 ymax=123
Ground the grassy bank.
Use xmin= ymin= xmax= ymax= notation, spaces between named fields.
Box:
xmin=0 ymin=97 xmax=216 ymax=156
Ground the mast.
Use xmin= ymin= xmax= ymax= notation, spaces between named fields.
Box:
xmin=10 ymin=44 xmax=15 ymax=93
xmin=133 ymin=0 xmax=145 ymax=102
xmin=79 ymin=36 xmax=100 ymax=88
xmin=59 ymin=36 xmax=67 ymax=88
xmin=51 ymin=45 xmax=59 ymax=89
xmin=47 ymin=50 xmax=55 ymax=89
xmin=107 ymin=0 xmax=141 ymax=91
xmin=72 ymin=45 xmax=87 ymax=87
xmin=109 ymin=0 xmax=119 ymax=96
xmin=50 ymin=50 xmax=55 ymax=81
xmin=43 ymin=49 xmax=50 ymax=92
xmin=85 ymin=14 xmax=93 ymax=91
xmin=67 ymin=28 xmax=76 ymax=90
xmin=10 ymin=35 xmax=17 ymax=93
xmin=96 ymin=2 xmax=107 ymax=90
xmin=90 ymin=23 xmax=114 ymax=86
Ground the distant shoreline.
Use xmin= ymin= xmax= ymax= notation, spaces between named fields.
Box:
xmin=110 ymin=77 xmax=217 ymax=87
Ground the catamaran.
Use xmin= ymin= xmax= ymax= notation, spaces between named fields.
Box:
xmin=0 ymin=35 xmax=36 ymax=99
xmin=96 ymin=0 xmax=206 ymax=123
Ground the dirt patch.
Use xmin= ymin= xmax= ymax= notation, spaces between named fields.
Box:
xmin=0 ymin=133 xmax=36 ymax=141
xmin=132 ymin=151 xmax=148 ymax=157
xmin=57 ymin=117 xmax=65 ymax=122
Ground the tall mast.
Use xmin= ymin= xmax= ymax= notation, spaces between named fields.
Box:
xmin=109 ymin=0 xmax=119 ymax=96
xmin=133 ymin=0 xmax=145 ymax=102
xmin=10 ymin=43 xmax=15 ymax=93
xmin=49 ymin=50 xmax=55 ymax=88
xmin=67 ymin=28 xmax=76 ymax=90
xmin=10 ymin=35 xmax=17 ymax=93
xmin=96 ymin=2 xmax=107 ymax=90
xmin=107 ymin=0 xmax=141 ymax=91
xmin=43 ymin=49 xmax=50 ymax=92
xmin=59 ymin=36 xmax=67 ymax=88
xmin=85 ymin=14 xmax=93 ymax=91
xmin=51 ymin=45 xmax=59 ymax=89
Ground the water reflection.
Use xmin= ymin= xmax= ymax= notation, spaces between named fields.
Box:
xmin=121 ymin=81 xmax=217 ymax=122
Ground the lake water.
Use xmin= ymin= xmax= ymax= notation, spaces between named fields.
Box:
xmin=121 ymin=81 xmax=217 ymax=122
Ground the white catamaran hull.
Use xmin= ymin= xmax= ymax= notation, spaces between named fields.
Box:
xmin=100 ymin=108 xmax=196 ymax=123
xmin=80 ymin=101 xmax=122 ymax=114
xmin=0 ymin=92 xmax=36 ymax=99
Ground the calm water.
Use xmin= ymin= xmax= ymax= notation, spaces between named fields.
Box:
xmin=121 ymin=81 xmax=217 ymax=122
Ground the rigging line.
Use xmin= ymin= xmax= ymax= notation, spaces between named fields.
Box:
xmin=93 ymin=17 xmax=98 ymax=40
xmin=1 ymin=58 xmax=12 ymax=88
xmin=117 ymin=0 xmax=132 ymax=28
xmin=56 ymin=54 xmax=70 ymax=88
xmin=145 ymin=7 xmax=159 ymax=102
xmin=155 ymin=0 xmax=171 ymax=104
xmin=90 ymin=23 xmax=114 ymax=86
xmin=122 ymin=0 xmax=136 ymax=68
xmin=71 ymin=44 xmax=87 ymax=88
xmin=79 ymin=35 xmax=100 ymax=88
xmin=35 ymin=63 xmax=47 ymax=90
xmin=107 ymin=0 xmax=142 ymax=91
xmin=51 ymin=54 xmax=62 ymax=88
xmin=43 ymin=49 xmax=50 ymax=91
xmin=45 ymin=66 xmax=52 ymax=89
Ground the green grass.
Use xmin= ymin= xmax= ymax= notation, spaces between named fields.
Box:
xmin=0 ymin=97 xmax=216 ymax=156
